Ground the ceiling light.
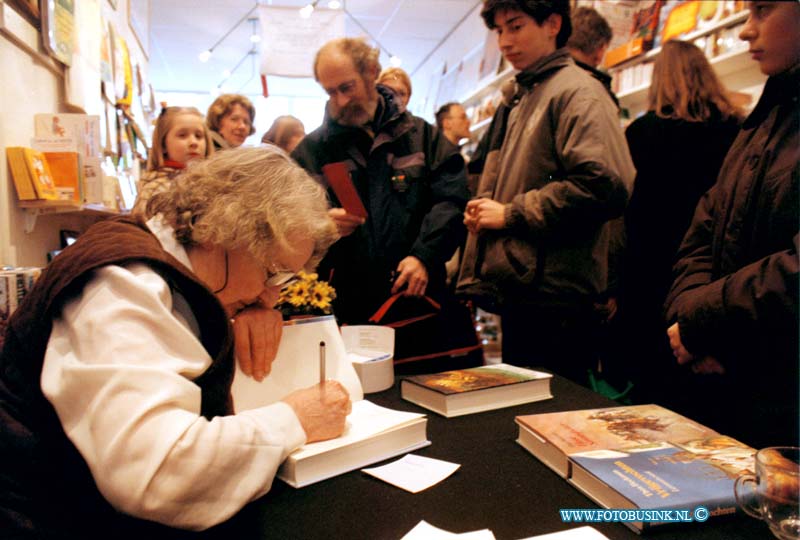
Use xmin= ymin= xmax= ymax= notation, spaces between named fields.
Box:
xmin=250 ymin=34 xmax=261 ymax=43
xmin=328 ymin=0 xmax=341 ymax=8
xmin=198 ymin=49 xmax=212 ymax=62
xmin=389 ymin=55 xmax=402 ymax=67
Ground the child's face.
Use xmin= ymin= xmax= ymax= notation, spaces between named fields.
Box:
xmin=740 ymin=1 xmax=800 ymax=76
xmin=165 ymin=113 xmax=207 ymax=165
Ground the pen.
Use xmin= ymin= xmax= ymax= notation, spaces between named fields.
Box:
xmin=319 ymin=341 xmax=326 ymax=384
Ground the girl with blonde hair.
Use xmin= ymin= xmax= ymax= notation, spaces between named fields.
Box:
xmin=133 ymin=106 xmax=213 ymax=215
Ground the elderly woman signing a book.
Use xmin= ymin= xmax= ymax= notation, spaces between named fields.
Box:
xmin=0 ymin=147 xmax=352 ymax=537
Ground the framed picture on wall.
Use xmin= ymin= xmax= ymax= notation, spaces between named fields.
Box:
xmin=128 ymin=0 xmax=150 ymax=58
xmin=7 ymin=0 xmax=40 ymax=26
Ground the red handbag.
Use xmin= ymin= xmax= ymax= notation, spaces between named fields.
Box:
xmin=368 ymin=293 xmax=484 ymax=375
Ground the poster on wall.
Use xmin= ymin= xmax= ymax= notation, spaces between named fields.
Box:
xmin=129 ymin=0 xmax=150 ymax=59
xmin=454 ymin=44 xmax=483 ymax=101
xmin=478 ymin=29 xmax=502 ymax=81
xmin=42 ymin=0 xmax=76 ymax=66
xmin=65 ymin=0 xmax=102 ymax=114
xmin=113 ymin=32 xmax=133 ymax=106
xmin=100 ymin=19 xmax=115 ymax=103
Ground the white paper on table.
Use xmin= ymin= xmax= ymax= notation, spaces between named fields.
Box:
xmin=401 ymin=520 xmax=496 ymax=540
xmin=516 ymin=526 xmax=610 ymax=540
xmin=362 ymin=454 xmax=460 ymax=493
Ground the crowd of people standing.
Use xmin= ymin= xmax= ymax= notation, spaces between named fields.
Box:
xmin=0 ymin=0 xmax=797 ymax=537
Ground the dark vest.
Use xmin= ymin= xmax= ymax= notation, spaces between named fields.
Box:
xmin=0 ymin=216 xmax=235 ymax=539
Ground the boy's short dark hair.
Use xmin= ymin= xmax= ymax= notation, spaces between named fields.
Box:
xmin=481 ymin=0 xmax=572 ymax=49
xmin=567 ymin=7 xmax=613 ymax=56
xmin=435 ymin=102 xmax=459 ymax=130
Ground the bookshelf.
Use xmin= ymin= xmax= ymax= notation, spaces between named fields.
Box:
xmin=19 ymin=200 xmax=122 ymax=233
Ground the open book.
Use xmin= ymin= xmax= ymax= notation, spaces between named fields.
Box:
xmin=230 ymin=315 xmax=429 ymax=488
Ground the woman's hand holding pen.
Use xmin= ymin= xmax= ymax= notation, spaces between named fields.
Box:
xmin=282 ymin=381 xmax=352 ymax=443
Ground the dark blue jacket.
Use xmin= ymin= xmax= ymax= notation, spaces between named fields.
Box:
xmin=292 ymin=86 xmax=469 ymax=323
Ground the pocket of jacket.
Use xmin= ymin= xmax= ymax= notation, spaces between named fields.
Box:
xmin=479 ymin=235 xmax=541 ymax=287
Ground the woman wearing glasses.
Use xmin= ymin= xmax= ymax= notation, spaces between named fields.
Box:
xmin=0 ymin=147 xmax=351 ymax=537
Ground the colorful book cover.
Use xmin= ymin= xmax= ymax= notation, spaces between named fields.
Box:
xmin=406 ymin=364 xmax=547 ymax=395
xmin=517 ymin=405 xmax=719 ymax=456
xmin=571 ymin=436 xmax=755 ymax=512
xmin=23 ymin=149 xmax=58 ymax=200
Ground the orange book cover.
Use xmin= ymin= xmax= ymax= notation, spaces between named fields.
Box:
xmin=43 ymin=152 xmax=82 ymax=202
xmin=322 ymin=162 xmax=368 ymax=219
xmin=22 ymin=148 xmax=58 ymax=200
xmin=5 ymin=147 xmax=38 ymax=200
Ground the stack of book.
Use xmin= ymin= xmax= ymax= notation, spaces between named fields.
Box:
xmin=515 ymin=405 xmax=755 ymax=533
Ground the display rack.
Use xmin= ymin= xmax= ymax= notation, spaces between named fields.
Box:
xmin=610 ymin=10 xmax=764 ymax=117
xmin=19 ymin=200 xmax=122 ymax=233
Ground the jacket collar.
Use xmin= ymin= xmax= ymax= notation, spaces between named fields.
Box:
xmin=502 ymin=48 xmax=572 ymax=106
xmin=744 ymin=63 xmax=800 ymax=129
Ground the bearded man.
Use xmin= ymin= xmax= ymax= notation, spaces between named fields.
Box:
xmin=292 ymin=38 xmax=469 ymax=324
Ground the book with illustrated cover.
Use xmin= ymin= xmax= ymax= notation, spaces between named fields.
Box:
xmin=515 ymin=405 xmax=752 ymax=532
xmin=6 ymin=147 xmax=58 ymax=200
xmin=569 ymin=436 xmax=755 ymax=532
xmin=401 ymin=364 xmax=552 ymax=418
xmin=231 ymin=316 xmax=429 ymax=488
xmin=516 ymin=404 xmax=719 ymax=478
xmin=43 ymin=152 xmax=83 ymax=203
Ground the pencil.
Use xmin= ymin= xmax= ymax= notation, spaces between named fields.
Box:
xmin=319 ymin=341 xmax=326 ymax=383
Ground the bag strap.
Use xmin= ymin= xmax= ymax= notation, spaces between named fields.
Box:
xmin=368 ymin=293 xmax=441 ymax=324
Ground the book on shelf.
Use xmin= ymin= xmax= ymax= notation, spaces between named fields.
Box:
xmin=43 ymin=152 xmax=83 ymax=203
xmin=401 ymin=363 xmax=552 ymax=418
xmin=230 ymin=315 xmax=429 ymax=488
xmin=6 ymin=147 xmax=58 ymax=200
xmin=515 ymin=405 xmax=754 ymax=533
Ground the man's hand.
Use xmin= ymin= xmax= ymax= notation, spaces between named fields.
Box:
xmin=392 ymin=256 xmax=429 ymax=296
xmin=464 ymin=198 xmax=507 ymax=233
xmin=232 ymin=306 xmax=283 ymax=381
xmin=329 ymin=207 xmax=365 ymax=237
xmin=282 ymin=381 xmax=352 ymax=443
xmin=667 ymin=322 xmax=726 ymax=374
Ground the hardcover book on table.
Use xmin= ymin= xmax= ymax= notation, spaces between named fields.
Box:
xmin=515 ymin=405 xmax=754 ymax=532
xmin=570 ymin=437 xmax=755 ymax=532
xmin=401 ymin=363 xmax=552 ymax=417
xmin=516 ymin=404 xmax=719 ymax=478
xmin=231 ymin=316 xmax=430 ymax=488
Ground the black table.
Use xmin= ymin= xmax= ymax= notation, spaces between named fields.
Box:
xmin=222 ymin=374 xmax=768 ymax=540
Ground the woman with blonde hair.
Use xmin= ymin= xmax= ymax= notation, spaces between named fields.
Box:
xmin=617 ymin=39 xmax=743 ymax=409
xmin=0 ymin=147 xmax=351 ymax=536
xmin=206 ymin=93 xmax=256 ymax=149
xmin=377 ymin=66 xmax=412 ymax=109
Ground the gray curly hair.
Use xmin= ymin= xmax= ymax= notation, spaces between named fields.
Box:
xmin=146 ymin=146 xmax=338 ymax=270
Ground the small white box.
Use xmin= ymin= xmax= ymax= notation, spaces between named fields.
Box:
xmin=342 ymin=326 xmax=395 ymax=393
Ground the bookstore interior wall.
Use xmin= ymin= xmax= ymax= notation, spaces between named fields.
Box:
xmin=1 ymin=0 xmax=149 ymax=268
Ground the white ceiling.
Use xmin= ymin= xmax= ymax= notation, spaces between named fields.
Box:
xmin=149 ymin=0 xmax=480 ymax=98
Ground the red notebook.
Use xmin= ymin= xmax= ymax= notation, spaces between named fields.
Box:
xmin=322 ymin=162 xmax=368 ymax=219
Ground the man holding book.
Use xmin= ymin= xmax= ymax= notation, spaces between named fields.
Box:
xmin=292 ymin=38 xmax=470 ymax=325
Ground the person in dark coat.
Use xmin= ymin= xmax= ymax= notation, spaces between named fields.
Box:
xmin=618 ymin=40 xmax=744 ymax=408
xmin=292 ymin=37 xmax=469 ymax=324
xmin=664 ymin=1 xmax=799 ymax=448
